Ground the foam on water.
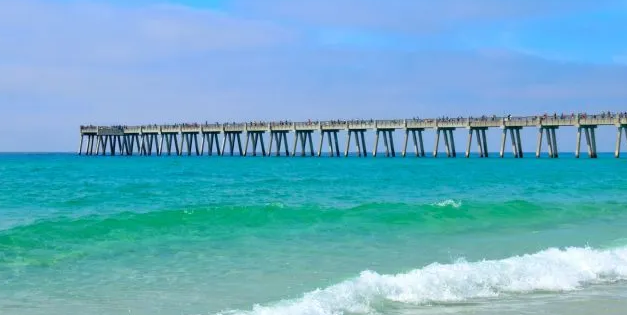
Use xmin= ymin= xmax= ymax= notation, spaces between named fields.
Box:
xmin=220 ymin=246 xmax=627 ymax=315
xmin=431 ymin=199 xmax=462 ymax=208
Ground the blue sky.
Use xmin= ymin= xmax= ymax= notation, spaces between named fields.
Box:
xmin=1 ymin=0 xmax=627 ymax=152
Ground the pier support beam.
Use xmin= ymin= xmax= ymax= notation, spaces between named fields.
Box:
xmin=509 ymin=129 xmax=518 ymax=158
xmin=269 ymin=131 xmax=290 ymax=157
xmin=402 ymin=130 xmax=409 ymax=157
xmin=536 ymin=127 xmax=559 ymax=158
xmin=84 ymin=135 xmax=90 ymax=155
xmin=535 ymin=129 xmax=542 ymax=158
xmin=86 ymin=135 xmax=92 ymax=155
xmin=433 ymin=129 xmax=440 ymax=157
xmin=443 ymin=129 xmax=451 ymax=157
xmin=580 ymin=126 xmax=598 ymax=158
xmin=449 ymin=130 xmax=457 ymax=158
xmin=93 ymin=135 xmax=100 ymax=155
xmin=576 ymin=128 xmax=582 ymax=158
xmin=552 ymin=128 xmax=559 ymax=158
xmin=403 ymin=129 xmax=424 ymax=157
xmin=123 ymin=134 xmax=137 ymax=156
xmin=344 ymin=130 xmax=352 ymax=157
xmin=318 ymin=130 xmax=341 ymax=157
xmin=78 ymin=135 xmax=85 ymax=155
xmin=316 ymin=130 xmax=340 ymax=157
xmin=92 ymin=135 xmax=99 ymax=155
xmin=374 ymin=129 xmax=395 ymax=157
xmin=483 ymin=129 xmax=489 ymax=158
xmin=467 ymin=128 xmax=489 ymax=158
xmin=244 ymin=132 xmax=266 ymax=156
xmin=434 ymin=128 xmax=456 ymax=158
xmin=616 ymin=126 xmax=626 ymax=158
xmin=466 ymin=129 xmax=473 ymax=158
xmin=373 ymin=130 xmax=380 ymax=157
xmin=180 ymin=133 xmax=200 ymax=156
xmin=590 ymin=127 xmax=598 ymax=159
xmin=333 ymin=132 xmax=340 ymax=157
xmin=499 ymin=127 xmax=522 ymax=158
xmin=222 ymin=132 xmax=244 ymax=156
xmin=360 ymin=130 xmax=367 ymax=157
xmin=160 ymin=133 xmax=180 ymax=156
xmin=407 ymin=129 xmax=425 ymax=157
xmin=143 ymin=133 xmax=160 ymax=156
xmin=201 ymin=132 xmax=220 ymax=156
xmin=516 ymin=128 xmax=523 ymax=158
xmin=293 ymin=131 xmax=315 ymax=157
xmin=346 ymin=130 xmax=367 ymax=157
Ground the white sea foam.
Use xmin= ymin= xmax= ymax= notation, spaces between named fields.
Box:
xmin=431 ymin=199 xmax=462 ymax=208
xmin=219 ymin=246 xmax=627 ymax=315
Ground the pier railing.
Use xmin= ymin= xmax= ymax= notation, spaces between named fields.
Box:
xmin=321 ymin=122 xmax=347 ymax=130
xmin=223 ymin=124 xmax=246 ymax=132
xmin=97 ymin=127 xmax=124 ymax=136
xmin=161 ymin=126 xmax=180 ymax=133
xmin=293 ymin=122 xmax=320 ymax=131
xmin=202 ymin=124 xmax=222 ymax=132
xmin=142 ymin=126 xmax=161 ymax=133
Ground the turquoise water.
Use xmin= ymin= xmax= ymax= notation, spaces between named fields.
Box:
xmin=1 ymin=153 xmax=627 ymax=315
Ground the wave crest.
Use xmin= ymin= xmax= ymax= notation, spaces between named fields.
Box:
xmin=220 ymin=246 xmax=627 ymax=315
xmin=430 ymin=199 xmax=462 ymax=208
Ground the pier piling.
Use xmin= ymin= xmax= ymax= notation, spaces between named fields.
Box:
xmin=616 ymin=126 xmax=626 ymax=158
xmin=537 ymin=127 xmax=559 ymax=158
xmin=468 ymin=128 xmax=488 ymax=158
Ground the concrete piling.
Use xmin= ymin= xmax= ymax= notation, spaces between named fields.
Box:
xmin=537 ymin=127 xmax=559 ymax=158
xmin=515 ymin=129 xmax=523 ymax=158
xmin=402 ymin=130 xmax=409 ymax=157
xmin=449 ymin=130 xmax=457 ymax=158
xmin=551 ymin=128 xmax=559 ymax=158
xmin=443 ymin=129 xmax=451 ymax=157
xmin=482 ymin=129 xmax=489 ymax=158
xmin=374 ymin=129 xmax=394 ymax=157
xmin=293 ymin=131 xmax=312 ymax=157
xmin=536 ymin=128 xmax=543 ymax=158
xmin=434 ymin=128 xmax=456 ymax=158
xmin=319 ymin=130 xmax=340 ymax=157
xmin=616 ymin=126 xmax=626 ymax=158
xmin=576 ymin=127 xmax=582 ymax=158
xmin=509 ymin=129 xmax=518 ymax=158
xmin=467 ymin=129 xmax=474 ymax=158
xmin=433 ymin=129 xmax=440 ymax=157
xmin=468 ymin=128 xmax=487 ymax=158
xmin=590 ymin=127 xmax=598 ymax=158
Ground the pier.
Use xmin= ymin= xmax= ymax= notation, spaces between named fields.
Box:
xmin=79 ymin=114 xmax=627 ymax=158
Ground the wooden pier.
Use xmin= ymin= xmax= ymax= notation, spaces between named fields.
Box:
xmin=79 ymin=114 xmax=627 ymax=158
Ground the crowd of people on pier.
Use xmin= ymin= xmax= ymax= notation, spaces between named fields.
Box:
xmin=81 ymin=111 xmax=627 ymax=130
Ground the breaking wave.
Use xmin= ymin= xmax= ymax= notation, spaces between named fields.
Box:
xmin=220 ymin=246 xmax=627 ymax=315
xmin=430 ymin=199 xmax=462 ymax=208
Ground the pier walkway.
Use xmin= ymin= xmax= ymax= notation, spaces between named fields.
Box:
xmin=79 ymin=113 xmax=627 ymax=158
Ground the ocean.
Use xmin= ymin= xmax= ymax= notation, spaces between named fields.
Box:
xmin=1 ymin=153 xmax=626 ymax=315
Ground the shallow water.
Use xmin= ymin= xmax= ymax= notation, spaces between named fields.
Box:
xmin=1 ymin=153 xmax=626 ymax=314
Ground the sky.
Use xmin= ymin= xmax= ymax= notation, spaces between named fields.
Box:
xmin=1 ymin=0 xmax=627 ymax=152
